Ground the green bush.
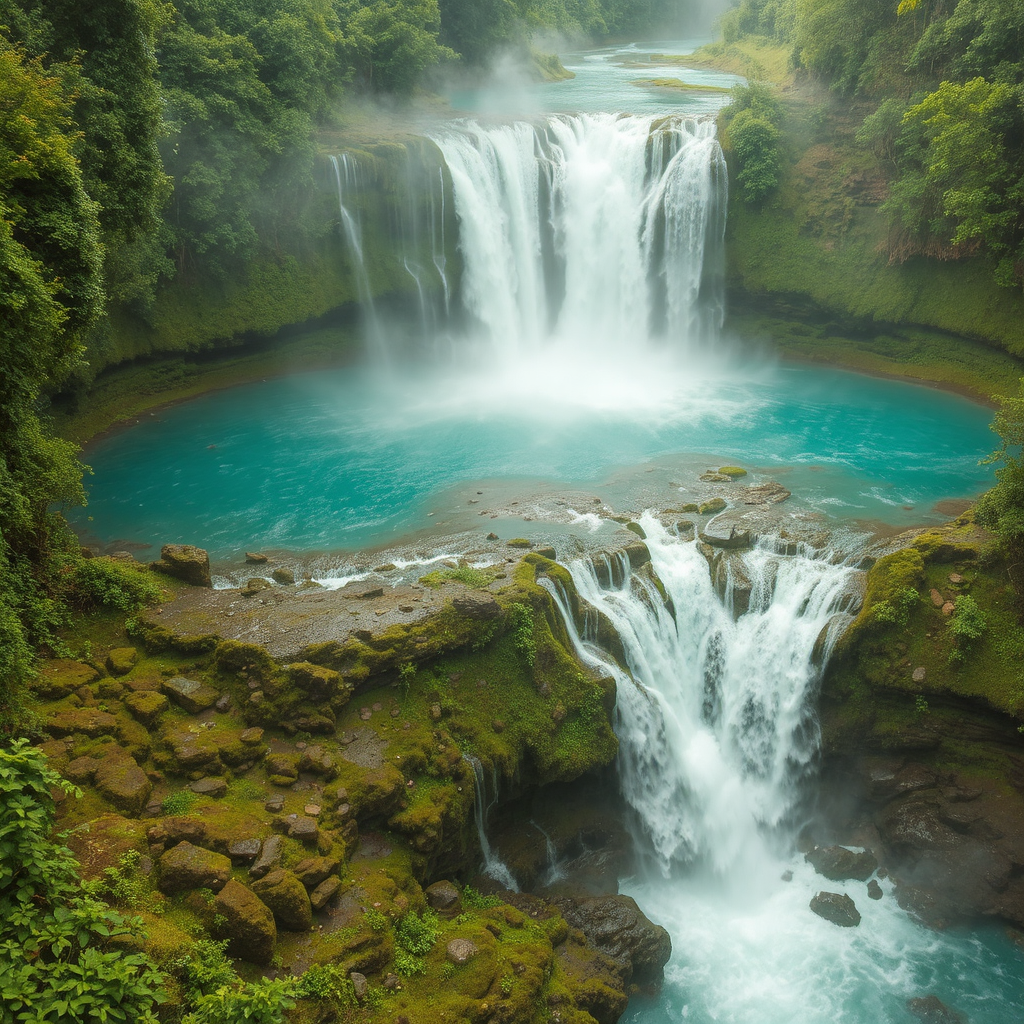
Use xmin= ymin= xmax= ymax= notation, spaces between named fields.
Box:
xmin=724 ymin=82 xmax=784 ymax=203
xmin=948 ymin=593 xmax=987 ymax=662
xmin=0 ymin=741 xmax=165 ymax=1022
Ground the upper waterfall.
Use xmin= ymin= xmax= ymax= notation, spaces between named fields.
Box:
xmin=329 ymin=113 xmax=727 ymax=366
xmin=433 ymin=114 xmax=726 ymax=357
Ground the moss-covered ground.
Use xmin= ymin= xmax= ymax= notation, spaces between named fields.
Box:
xmin=28 ymin=553 xmax=626 ymax=1022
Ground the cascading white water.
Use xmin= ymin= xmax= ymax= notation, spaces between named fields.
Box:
xmin=545 ymin=514 xmax=860 ymax=875
xmin=463 ymin=753 xmax=519 ymax=891
xmin=433 ymin=114 xmax=726 ymax=357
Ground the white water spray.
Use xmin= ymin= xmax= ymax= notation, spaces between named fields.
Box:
xmin=546 ymin=515 xmax=860 ymax=875
xmin=433 ymin=114 xmax=726 ymax=359
xmin=464 ymin=753 xmax=519 ymax=891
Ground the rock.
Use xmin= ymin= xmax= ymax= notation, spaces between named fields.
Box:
xmin=718 ymin=466 xmax=747 ymax=478
xmin=286 ymin=662 xmax=348 ymax=702
xmin=286 ymin=815 xmax=319 ymax=844
xmin=382 ymin=974 xmax=401 ymax=990
xmin=447 ymin=938 xmax=479 ymax=964
xmin=310 ymin=876 xmax=342 ymax=910
xmin=700 ymin=472 xmax=731 ymax=483
xmin=740 ymin=482 xmax=790 ymax=505
xmin=94 ymin=755 xmax=152 ymax=816
xmin=907 ymin=995 xmax=966 ymax=1023
xmin=252 ymin=869 xmax=313 ymax=931
xmin=45 ymin=707 xmax=117 ymax=738
xmin=151 ymin=544 xmax=211 ymax=587
xmin=867 ymin=880 xmax=883 ymax=900
xmin=215 ymin=880 xmax=276 ymax=965
xmin=555 ymin=894 xmax=672 ymax=987
xmin=245 ymin=552 xmax=269 ymax=563
xmin=452 ymin=591 xmax=501 ymax=620
xmin=190 ymin=777 xmax=228 ymax=798
xmin=240 ymin=727 xmax=265 ymax=745
xmin=65 ymin=756 xmax=100 ymax=784
xmin=228 ymin=838 xmax=262 ymax=864
xmin=350 ymin=972 xmax=368 ymax=999
xmin=425 ymin=880 xmax=462 ymax=915
xmin=266 ymin=752 xmax=300 ymax=782
xmin=294 ymin=856 xmax=339 ymax=890
xmin=162 ymin=676 xmax=218 ymax=714
xmin=242 ymin=577 xmax=273 ymax=597
xmin=158 ymin=842 xmax=231 ymax=894
xmin=809 ymin=891 xmax=861 ymax=927
xmin=700 ymin=524 xmax=752 ymax=550
xmin=912 ymin=667 xmax=927 ymax=684
xmin=264 ymin=795 xmax=284 ymax=813
xmin=535 ymin=545 xmax=556 ymax=559
xmin=33 ymin=660 xmax=99 ymax=699
xmin=299 ymin=745 xmax=336 ymax=777
xmin=356 ymin=587 xmax=384 ymax=599
xmin=942 ymin=601 xmax=955 ymax=616
xmin=147 ymin=816 xmax=208 ymax=849
xmin=930 ymin=589 xmax=944 ymax=607
xmin=249 ymin=834 xmax=284 ymax=879
xmin=215 ymin=694 xmax=231 ymax=712
xmin=804 ymin=845 xmax=878 ymax=882
xmin=271 ymin=567 xmax=295 ymax=585
xmin=948 ymin=573 xmax=964 ymax=585
xmin=125 ymin=690 xmax=169 ymax=726
xmin=698 ymin=497 xmax=727 ymax=515
xmin=105 ymin=647 xmax=139 ymax=676
xmin=625 ymin=522 xmax=647 ymax=540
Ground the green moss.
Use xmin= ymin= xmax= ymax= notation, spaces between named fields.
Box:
xmin=419 ymin=565 xmax=502 ymax=590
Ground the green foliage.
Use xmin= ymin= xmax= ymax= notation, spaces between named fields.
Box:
xmin=871 ymin=586 xmax=920 ymax=627
xmin=914 ymin=693 xmax=929 ymax=714
xmin=162 ymin=789 xmax=199 ymax=815
xmin=364 ymin=906 xmax=390 ymax=931
xmin=395 ymin=908 xmax=440 ymax=955
xmin=723 ymin=82 xmax=784 ymax=203
xmin=296 ymin=963 xmax=357 ymax=1007
xmin=182 ymin=978 xmax=299 ymax=1024
xmin=72 ymin=557 xmax=163 ymax=611
xmin=947 ymin=593 xmax=987 ymax=661
xmin=96 ymin=850 xmax=150 ymax=911
xmin=507 ymin=602 xmax=536 ymax=668
xmin=978 ymin=377 xmax=1024 ymax=559
xmin=0 ymin=741 xmax=165 ymax=1021
xmin=421 ymin=563 xmax=500 ymax=589
xmin=393 ymin=948 xmax=427 ymax=976
xmin=461 ymin=884 xmax=502 ymax=909
xmin=171 ymin=938 xmax=237 ymax=998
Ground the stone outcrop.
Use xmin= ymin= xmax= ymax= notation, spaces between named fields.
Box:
xmin=805 ymin=845 xmax=878 ymax=882
xmin=158 ymin=842 xmax=231 ymax=894
xmin=151 ymin=544 xmax=212 ymax=587
xmin=554 ymin=894 xmax=671 ymax=988
xmin=251 ymin=868 xmax=312 ymax=931
xmin=809 ymin=891 xmax=861 ymax=927
xmin=93 ymin=754 xmax=152 ymax=816
xmin=215 ymin=880 xmax=276 ymax=965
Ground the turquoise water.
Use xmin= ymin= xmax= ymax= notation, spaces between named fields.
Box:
xmin=75 ymin=360 xmax=994 ymax=559
xmin=448 ymin=38 xmax=743 ymax=117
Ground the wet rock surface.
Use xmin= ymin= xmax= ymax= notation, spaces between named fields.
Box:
xmin=805 ymin=844 xmax=878 ymax=882
xmin=809 ymin=891 xmax=861 ymax=927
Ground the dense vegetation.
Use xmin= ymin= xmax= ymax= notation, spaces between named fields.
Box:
xmin=721 ymin=0 xmax=1024 ymax=290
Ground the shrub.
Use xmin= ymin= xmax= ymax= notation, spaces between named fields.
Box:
xmin=948 ymin=594 xmax=987 ymax=662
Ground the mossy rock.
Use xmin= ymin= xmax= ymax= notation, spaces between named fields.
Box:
xmin=94 ymin=754 xmax=152 ymax=816
xmin=214 ymin=880 xmax=277 ymax=965
xmin=151 ymin=544 xmax=211 ymax=587
xmin=32 ymin=660 xmax=100 ymax=699
xmin=718 ymin=466 xmax=748 ymax=478
xmin=124 ymin=690 xmax=169 ymax=726
xmin=625 ymin=522 xmax=647 ymax=540
xmin=252 ymin=868 xmax=313 ymax=931
xmin=105 ymin=647 xmax=139 ymax=676
xmin=161 ymin=676 xmax=219 ymax=714
xmin=136 ymin=619 xmax=219 ymax=655
xmin=158 ymin=841 xmax=231 ymax=894
xmin=66 ymin=814 xmax=147 ymax=881
xmin=45 ymin=707 xmax=117 ymax=738
xmin=285 ymin=661 xmax=350 ymax=702
xmin=213 ymin=640 xmax=276 ymax=681
xmin=698 ymin=498 xmax=728 ymax=515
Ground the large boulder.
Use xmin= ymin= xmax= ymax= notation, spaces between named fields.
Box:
xmin=214 ymin=880 xmax=276 ymax=965
xmin=251 ymin=869 xmax=312 ymax=931
xmin=124 ymin=690 xmax=169 ymax=726
xmin=45 ymin=708 xmax=117 ymax=738
xmin=452 ymin=592 xmax=501 ymax=620
xmin=105 ymin=647 xmax=139 ymax=676
xmin=94 ymin=755 xmax=152 ymax=816
xmin=810 ymin=891 xmax=861 ymax=927
xmin=162 ymin=676 xmax=219 ymax=714
xmin=151 ymin=544 xmax=212 ymax=587
xmin=158 ymin=842 xmax=231 ymax=894
xmin=805 ymin=845 xmax=878 ymax=882
xmin=555 ymin=894 xmax=671 ymax=987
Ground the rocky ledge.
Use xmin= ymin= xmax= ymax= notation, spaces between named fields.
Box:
xmin=31 ymin=544 xmax=671 ymax=1024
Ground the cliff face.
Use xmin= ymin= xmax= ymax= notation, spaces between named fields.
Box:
xmin=817 ymin=514 xmax=1024 ymax=928
xmin=721 ymin=82 xmax=1024 ymax=400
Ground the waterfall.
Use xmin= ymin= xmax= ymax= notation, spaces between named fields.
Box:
xmin=433 ymin=113 xmax=726 ymax=357
xmin=329 ymin=113 xmax=726 ymax=365
xmin=543 ymin=514 xmax=860 ymax=876
xmin=463 ymin=753 xmax=519 ymax=891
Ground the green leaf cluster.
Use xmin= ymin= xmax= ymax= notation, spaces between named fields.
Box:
xmin=722 ymin=82 xmax=784 ymax=203
xmin=0 ymin=741 xmax=166 ymax=1021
